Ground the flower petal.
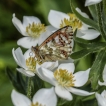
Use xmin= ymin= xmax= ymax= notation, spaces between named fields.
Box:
xmin=37 ymin=67 xmax=56 ymax=86
xmin=58 ymin=63 xmax=75 ymax=73
xmin=11 ymin=90 xmax=31 ymax=106
xmin=74 ymin=68 xmax=90 ymax=87
xmin=48 ymin=10 xmax=70 ymax=28
xmin=39 ymin=61 xmax=58 ymax=71
xmin=13 ymin=47 xmax=26 ymax=69
xmin=68 ymin=87 xmax=95 ymax=96
xmin=101 ymin=90 xmax=106 ymax=97
xmin=12 ymin=14 xmax=26 ymax=36
xmin=76 ymin=8 xmax=89 ymax=18
xmin=95 ymin=92 xmax=106 ymax=106
xmin=77 ymin=29 xmax=100 ymax=40
xmin=33 ymin=87 xmax=57 ymax=106
xmin=24 ymin=49 xmax=35 ymax=60
xmin=12 ymin=48 xmax=21 ymax=67
xmin=98 ymin=80 xmax=106 ymax=86
xmin=55 ymin=85 xmax=73 ymax=101
xmin=16 ymin=68 xmax=34 ymax=77
xmin=17 ymin=37 xmax=39 ymax=48
xmin=80 ymin=23 xmax=89 ymax=30
xmin=85 ymin=0 xmax=102 ymax=6
xmin=23 ymin=16 xmax=41 ymax=28
xmin=38 ymin=25 xmax=57 ymax=45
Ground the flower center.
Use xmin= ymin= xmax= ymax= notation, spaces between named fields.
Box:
xmin=26 ymin=57 xmax=36 ymax=72
xmin=26 ymin=22 xmax=46 ymax=38
xmin=31 ymin=102 xmax=45 ymax=106
xmin=60 ymin=13 xmax=82 ymax=31
xmin=54 ymin=69 xmax=75 ymax=87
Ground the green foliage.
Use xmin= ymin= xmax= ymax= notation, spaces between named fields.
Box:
xmin=90 ymin=49 xmax=106 ymax=90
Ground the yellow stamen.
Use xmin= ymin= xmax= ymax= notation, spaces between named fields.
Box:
xmin=26 ymin=22 xmax=46 ymax=38
xmin=54 ymin=69 xmax=75 ymax=87
xmin=60 ymin=13 xmax=82 ymax=31
xmin=31 ymin=102 xmax=45 ymax=106
xmin=26 ymin=57 xmax=36 ymax=72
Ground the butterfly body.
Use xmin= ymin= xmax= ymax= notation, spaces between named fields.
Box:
xmin=31 ymin=26 xmax=73 ymax=63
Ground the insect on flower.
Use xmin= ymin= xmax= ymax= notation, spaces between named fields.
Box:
xmin=31 ymin=26 xmax=73 ymax=63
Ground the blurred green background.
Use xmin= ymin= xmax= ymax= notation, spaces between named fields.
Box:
xmin=0 ymin=0 xmax=72 ymax=105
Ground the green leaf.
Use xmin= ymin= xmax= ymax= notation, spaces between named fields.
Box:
xmin=82 ymin=94 xmax=95 ymax=101
xmin=70 ymin=49 xmax=91 ymax=60
xmin=70 ymin=0 xmax=99 ymax=31
xmin=90 ymin=49 xmax=106 ymax=90
xmin=6 ymin=67 xmax=26 ymax=94
xmin=16 ymin=71 xmax=27 ymax=94
xmin=76 ymin=41 xmax=106 ymax=49
xmin=88 ymin=5 xmax=97 ymax=21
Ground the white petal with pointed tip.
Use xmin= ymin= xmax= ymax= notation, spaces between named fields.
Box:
xmin=48 ymin=10 xmax=70 ymax=28
xmin=85 ymin=0 xmax=102 ymax=6
xmin=13 ymin=47 xmax=26 ymax=69
xmin=11 ymin=90 xmax=31 ymax=106
xmin=76 ymin=8 xmax=89 ymax=18
xmin=26 ymin=70 xmax=35 ymax=76
xmin=78 ymin=29 xmax=100 ymax=40
xmin=23 ymin=16 xmax=41 ymax=28
xmin=12 ymin=14 xmax=26 ymax=36
xmin=37 ymin=67 xmax=56 ymax=86
xmin=95 ymin=92 xmax=106 ymax=106
xmin=16 ymin=68 xmax=34 ymax=77
xmin=17 ymin=37 xmax=39 ymax=48
xmin=12 ymin=48 xmax=21 ymax=67
xmin=58 ymin=63 xmax=75 ymax=73
xmin=68 ymin=87 xmax=95 ymax=96
xmin=74 ymin=68 xmax=90 ymax=87
xmin=33 ymin=87 xmax=57 ymax=106
xmin=55 ymin=85 xmax=73 ymax=101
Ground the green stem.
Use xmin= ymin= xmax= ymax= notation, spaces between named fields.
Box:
xmin=27 ymin=77 xmax=32 ymax=99
xmin=96 ymin=3 xmax=106 ymax=41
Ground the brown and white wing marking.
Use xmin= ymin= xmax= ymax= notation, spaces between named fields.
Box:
xmin=39 ymin=26 xmax=73 ymax=61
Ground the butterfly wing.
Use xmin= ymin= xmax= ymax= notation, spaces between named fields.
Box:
xmin=37 ymin=26 xmax=73 ymax=62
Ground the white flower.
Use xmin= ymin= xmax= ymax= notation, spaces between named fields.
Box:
xmin=11 ymin=87 xmax=57 ymax=106
xmin=85 ymin=0 xmax=102 ymax=6
xmin=98 ymin=65 xmax=106 ymax=86
xmin=37 ymin=63 xmax=94 ymax=101
xmin=95 ymin=90 xmax=106 ymax=106
xmin=75 ymin=8 xmax=100 ymax=40
xmin=48 ymin=9 xmax=100 ymax=40
xmin=12 ymin=47 xmax=58 ymax=77
xmin=12 ymin=14 xmax=56 ymax=48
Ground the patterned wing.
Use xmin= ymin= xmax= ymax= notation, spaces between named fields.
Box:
xmin=37 ymin=26 xmax=73 ymax=62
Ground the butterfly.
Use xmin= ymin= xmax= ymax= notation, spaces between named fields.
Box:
xmin=31 ymin=26 xmax=73 ymax=63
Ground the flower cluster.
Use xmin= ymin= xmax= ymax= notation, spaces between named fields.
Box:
xmin=9 ymin=0 xmax=106 ymax=106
